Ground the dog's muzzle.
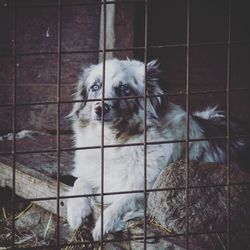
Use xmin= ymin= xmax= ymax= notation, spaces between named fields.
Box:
xmin=94 ymin=102 xmax=111 ymax=120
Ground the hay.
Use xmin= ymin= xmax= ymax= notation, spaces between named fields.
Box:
xmin=0 ymin=201 xmax=46 ymax=248
xmin=125 ymin=215 xmax=172 ymax=234
xmin=0 ymin=202 xmax=38 ymax=249
xmin=0 ymin=190 xmax=172 ymax=250
xmin=0 ymin=199 xmax=96 ymax=249
xmin=0 ymin=213 xmax=38 ymax=249
xmin=62 ymin=224 xmax=98 ymax=250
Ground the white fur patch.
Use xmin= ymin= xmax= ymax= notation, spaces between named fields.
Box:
xmin=0 ymin=130 xmax=48 ymax=141
xmin=193 ymin=106 xmax=225 ymax=120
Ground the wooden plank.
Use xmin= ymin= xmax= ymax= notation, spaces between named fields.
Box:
xmin=99 ymin=2 xmax=116 ymax=61
xmin=0 ymin=156 xmax=70 ymax=220
xmin=99 ymin=1 xmax=135 ymax=61
xmin=0 ymin=135 xmax=73 ymax=175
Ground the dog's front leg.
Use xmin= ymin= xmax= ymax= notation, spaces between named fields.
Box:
xmin=92 ymin=193 xmax=144 ymax=241
xmin=67 ymin=177 xmax=93 ymax=229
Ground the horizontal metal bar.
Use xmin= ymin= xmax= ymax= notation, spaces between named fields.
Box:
xmin=3 ymin=181 xmax=250 ymax=204
xmin=61 ymin=181 xmax=250 ymax=200
xmin=10 ymin=226 xmax=249 ymax=250
xmin=1 ymin=40 xmax=250 ymax=58
xmin=101 ymin=227 xmax=245 ymax=244
xmin=12 ymin=0 xmax=146 ymax=9
xmin=0 ymin=134 xmax=249 ymax=156
xmin=0 ymin=88 xmax=249 ymax=108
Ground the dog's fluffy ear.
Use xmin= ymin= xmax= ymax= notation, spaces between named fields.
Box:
xmin=146 ymin=60 xmax=167 ymax=117
xmin=147 ymin=60 xmax=160 ymax=83
xmin=67 ymin=70 xmax=88 ymax=119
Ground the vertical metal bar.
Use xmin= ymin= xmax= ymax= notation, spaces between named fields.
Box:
xmin=143 ymin=0 xmax=148 ymax=248
xmin=56 ymin=0 xmax=62 ymax=248
xmin=185 ymin=0 xmax=190 ymax=249
xmin=226 ymin=0 xmax=232 ymax=249
xmin=11 ymin=0 xmax=17 ymax=247
xmin=101 ymin=0 xmax=107 ymax=248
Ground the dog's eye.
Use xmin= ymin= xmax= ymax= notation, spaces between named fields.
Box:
xmin=91 ymin=84 xmax=100 ymax=92
xmin=120 ymin=84 xmax=131 ymax=96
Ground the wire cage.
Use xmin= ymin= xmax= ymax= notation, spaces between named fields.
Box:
xmin=0 ymin=0 xmax=250 ymax=249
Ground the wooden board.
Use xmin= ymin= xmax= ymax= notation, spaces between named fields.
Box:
xmin=0 ymin=134 xmax=74 ymax=219
xmin=99 ymin=0 xmax=135 ymax=61
xmin=0 ymin=156 xmax=70 ymax=219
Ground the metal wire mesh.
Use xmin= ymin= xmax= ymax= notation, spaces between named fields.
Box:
xmin=1 ymin=0 xmax=249 ymax=249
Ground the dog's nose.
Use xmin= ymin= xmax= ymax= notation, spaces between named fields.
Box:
xmin=95 ymin=103 xmax=110 ymax=116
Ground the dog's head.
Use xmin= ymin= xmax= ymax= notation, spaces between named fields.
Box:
xmin=70 ymin=59 xmax=167 ymax=135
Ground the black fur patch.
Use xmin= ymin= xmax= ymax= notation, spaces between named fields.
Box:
xmin=193 ymin=114 xmax=250 ymax=172
xmin=60 ymin=175 xmax=77 ymax=187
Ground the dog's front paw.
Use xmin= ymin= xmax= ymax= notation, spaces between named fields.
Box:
xmin=92 ymin=212 xmax=124 ymax=241
xmin=92 ymin=220 xmax=102 ymax=241
xmin=67 ymin=197 xmax=91 ymax=230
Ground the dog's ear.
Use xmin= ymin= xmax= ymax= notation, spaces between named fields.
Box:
xmin=67 ymin=69 xmax=88 ymax=119
xmin=147 ymin=60 xmax=160 ymax=83
xmin=146 ymin=60 xmax=167 ymax=117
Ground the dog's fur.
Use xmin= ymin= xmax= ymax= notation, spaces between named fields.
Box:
xmin=67 ymin=59 xmax=248 ymax=240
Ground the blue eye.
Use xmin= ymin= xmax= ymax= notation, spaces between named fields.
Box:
xmin=91 ymin=84 xmax=100 ymax=92
xmin=120 ymin=84 xmax=131 ymax=95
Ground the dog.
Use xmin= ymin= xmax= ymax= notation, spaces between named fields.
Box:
xmin=67 ymin=58 xmax=248 ymax=241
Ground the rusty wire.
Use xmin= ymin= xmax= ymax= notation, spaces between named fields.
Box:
xmin=4 ymin=0 xmax=250 ymax=249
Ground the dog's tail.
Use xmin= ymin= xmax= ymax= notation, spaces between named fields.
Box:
xmin=193 ymin=106 xmax=250 ymax=173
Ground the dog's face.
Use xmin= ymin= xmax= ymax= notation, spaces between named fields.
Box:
xmin=70 ymin=59 xmax=167 ymax=135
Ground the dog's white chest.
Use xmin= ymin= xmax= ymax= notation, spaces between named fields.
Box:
xmin=73 ymin=141 xmax=173 ymax=193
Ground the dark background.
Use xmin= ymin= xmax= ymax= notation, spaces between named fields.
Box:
xmin=0 ymin=0 xmax=249 ymax=133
